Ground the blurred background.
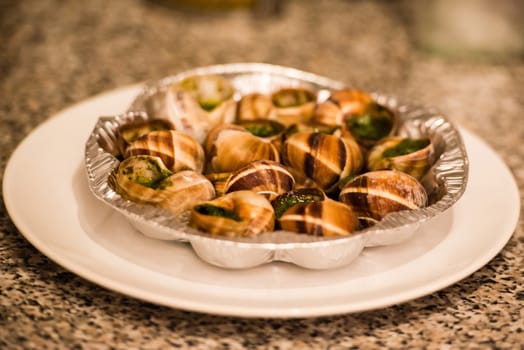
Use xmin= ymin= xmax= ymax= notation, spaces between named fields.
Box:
xmin=1 ymin=0 xmax=523 ymax=178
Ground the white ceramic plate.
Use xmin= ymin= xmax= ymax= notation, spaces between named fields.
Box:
xmin=3 ymin=86 xmax=520 ymax=318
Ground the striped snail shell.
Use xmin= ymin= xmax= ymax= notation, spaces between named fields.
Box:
xmin=157 ymin=170 xmax=216 ymax=216
xmin=281 ymin=131 xmax=363 ymax=192
xmin=312 ymin=88 xmax=397 ymax=147
xmin=224 ymin=160 xmax=295 ymax=201
xmin=311 ymin=88 xmax=373 ymax=126
xmin=190 ymin=190 xmax=275 ymax=237
xmin=271 ymin=87 xmax=317 ymax=126
xmin=237 ymin=119 xmax=286 ymax=153
xmin=114 ymin=155 xmax=173 ymax=204
xmin=115 ymin=118 xmax=174 ymax=156
xmin=237 ymin=93 xmax=278 ymax=122
xmin=366 ymin=137 xmax=435 ymax=180
xmin=125 ymin=130 xmax=205 ymax=173
xmin=339 ymin=170 xmax=428 ymax=221
xmin=278 ymin=198 xmax=359 ymax=237
xmin=146 ymin=74 xmax=236 ymax=144
xmin=203 ymin=123 xmax=280 ymax=173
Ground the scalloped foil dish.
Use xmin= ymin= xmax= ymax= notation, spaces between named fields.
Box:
xmin=84 ymin=63 xmax=469 ymax=270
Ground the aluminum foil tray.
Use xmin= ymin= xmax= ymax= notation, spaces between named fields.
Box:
xmin=85 ymin=63 xmax=469 ymax=270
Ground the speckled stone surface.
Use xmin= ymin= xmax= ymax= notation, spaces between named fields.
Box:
xmin=1 ymin=0 xmax=523 ymax=348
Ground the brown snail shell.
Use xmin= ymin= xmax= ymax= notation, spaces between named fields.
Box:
xmin=125 ymin=130 xmax=205 ymax=173
xmin=271 ymin=87 xmax=317 ymax=126
xmin=204 ymin=171 xmax=231 ymax=197
xmin=367 ymin=137 xmax=435 ymax=180
xmin=312 ymin=88 xmax=397 ymax=147
xmin=339 ymin=170 xmax=428 ymax=221
xmin=157 ymin=170 xmax=216 ymax=216
xmin=281 ymin=131 xmax=363 ymax=192
xmin=237 ymin=93 xmax=277 ymax=122
xmin=236 ymin=119 xmax=286 ymax=153
xmin=312 ymin=88 xmax=373 ymax=126
xmin=271 ymin=187 xmax=326 ymax=218
xmin=146 ymin=74 xmax=236 ymax=144
xmin=115 ymin=119 xmax=175 ymax=156
xmin=114 ymin=155 xmax=173 ymax=204
xmin=278 ymin=198 xmax=359 ymax=237
xmin=190 ymin=190 xmax=275 ymax=237
xmin=224 ymin=160 xmax=295 ymax=201
xmin=203 ymin=123 xmax=280 ymax=173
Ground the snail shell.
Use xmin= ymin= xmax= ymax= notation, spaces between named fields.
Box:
xmin=339 ymin=170 xmax=427 ymax=221
xmin=367 ymin=137 xmax=435 ymax=180
xmin=157 ymin=170 xmax=216 ymax=216
xmin=237 ymin=119 xmax=286 ymax=153
xmin=125 ymin=130 xmax=205 ymax=173
xmin=312 ymin=88 xmax=397 ymax=147
xmin=115 ymin=119 xmax=174 ymax=156
xmin=204 ymin=123 xmax=280 ymax=173
xmin=237 ymin=93 xmax=277 ymax=122
xmin=147 ymin=74 xmax=236 ymax=144
xmin=278 ymin=199 xmax=359 ymax=237
xmin=190 ymin=190 xmax=275 ymax=237
xmin=114 ymin=155 xmax=173 ymax=204
xmin=205 ymin=171 xmax=231 ymax=197
xmin=271 ymin=187 xmax=325 ymax=218
xmin=312 ymin=88 xmax=373 ymax=126
xmin=224 ymin=160 xmax=295 ymax=201
xmin=281 ymin=131 xmax=363 ymax=192
xmin=271 ymin=87 xmax=317 ymax=126
xmin=345 ymin=102 xmax=397 ymax=147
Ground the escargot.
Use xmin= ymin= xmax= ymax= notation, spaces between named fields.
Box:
xmin=237 ymin=93 xmax=277 ymax=122
xmin=190 ymin=190 xmax=275 ymax=237
xmin=224 ymin=160 xmax=295 ymax=201
xmin=204 ymin=123 xmax=280 ymax=173
xmin=115 ymin=155 xmax=173 ymax=204
xmin=157 ymin=170 xmax=216 ymax=216
xmin=367 ymin=137 xmax=435 ymax=180
xmin=146 ymin=74 xmax=237 ymax=144
xmin=271 ymin=87 xmax=317 ymax=126
xmin=339 ymin=170 xmax=427 ymax=221
xmin=114 ymin=155 xmax=215 ymax=216
xmin=125 ymin=130 xmax=205 ymax=173
xmin=312 ymin=88 xmax=397 ymax=147
xmin=115 ymin=118 xmax=175 ymax=156
xmin=278 ymin=198 xmax=360 ymax=237
xmin=281 ymin=131 xmax=363 ymax=192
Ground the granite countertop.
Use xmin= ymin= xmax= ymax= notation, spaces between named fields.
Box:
xmin=1 ymin=0 xmax=523 ymax=348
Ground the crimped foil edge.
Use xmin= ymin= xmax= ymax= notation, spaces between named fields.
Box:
xmin=84 ymin=63 xmax=469 ymax=269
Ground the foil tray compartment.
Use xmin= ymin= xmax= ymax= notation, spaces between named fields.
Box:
xmin=85 ymin=63 xmax=469 ymax=270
